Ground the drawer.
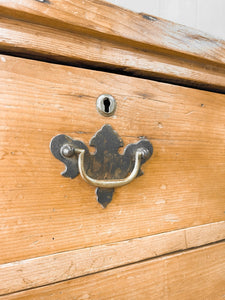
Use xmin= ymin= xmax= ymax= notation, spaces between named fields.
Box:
xmin=2 ymin=242 xmax=225 ymax=300
xmin=0 ymin=54 xmax=225 ymax=268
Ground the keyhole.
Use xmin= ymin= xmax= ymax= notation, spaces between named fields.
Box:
xmin=96 ymin=94 xmax=116 ymax=117
xmin=103 ymin=98 xmax=110 ymax=113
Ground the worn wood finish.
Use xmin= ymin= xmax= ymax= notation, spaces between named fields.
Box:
xmin=0 ymin=0 xmax=225 ymax=93
xmin=1 ymin=221 xmax=224 ymax=295
xmin=0 ymin=55 xmax=224 ymax=265
xmin=1 ymin=0 xmax=225 ymax=65
xmin=0 ymin=1 xmax=225 ymax=297
xmin=0 ymin=17 xmax=224 ymax=93
xmin=2 ymin=242 xmax=225 ymax=299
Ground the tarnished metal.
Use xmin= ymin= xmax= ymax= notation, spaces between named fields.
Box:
xmin=75 ymin=147 xmax=144 ymax=188
xmin=96 ymin=94 xmax=116 ymax=116
xmin=61 ymin=144 xmax=74 ymax=157
xmin=50 ymin=124 xmax=153 ymax=208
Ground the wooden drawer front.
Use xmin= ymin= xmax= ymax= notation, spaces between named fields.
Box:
xmin=2 ymin=242 xmax=225 ymax=300
xmin=0 ymin=54 xmax=225 ymax=265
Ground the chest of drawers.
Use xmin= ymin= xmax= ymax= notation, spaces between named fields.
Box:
xmin=0 ymin=1 xmax=225 ymax=299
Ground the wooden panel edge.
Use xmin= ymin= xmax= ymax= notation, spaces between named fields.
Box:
xmin=0 ymin=17 xmax=225 ymax=93
xmin=2 ymin=242 xmax=224 ymax=300
xmin=0 ymin=0 xmax=225 ymax=67
xmin=1 ymin=221 xmax=225 ymax=296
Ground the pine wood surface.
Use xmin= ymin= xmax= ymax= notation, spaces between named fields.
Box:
xmin=1 ymin=0 xmax=225 ymax=64
xmin=0 ymin=221 xmax=224 ymax=295
xmin=1 ymin=242 xmax=225 ymax=300
xmin=0 ymin=1 xmax=224 ymax=297
xmin=0 ymin=1 xmax=225 ymax=92
xmin=0 ymin=54 xmax=224 ymax=266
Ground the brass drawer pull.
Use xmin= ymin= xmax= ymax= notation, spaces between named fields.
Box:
xmin=74 ymin=147 xmax=147 ymax=189
xmin=50 ymin=125 xmax=153 ymax=207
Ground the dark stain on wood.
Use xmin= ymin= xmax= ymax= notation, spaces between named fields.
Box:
xmin=184 ymin=32 xmax=221 ymax=45
xmin=34 ymin=0 xmax=51 ymax=4
xmin=140 ymin=13 xmax=158 ymax=22
xmin=136 ymin=92 xmax=154 ymax=100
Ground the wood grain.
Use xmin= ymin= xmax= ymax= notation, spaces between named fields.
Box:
xmin=0 ymin=17 xmax=224 ymax=93
xmin=0 ymin=0 xmax=225 ymax=93
xmin=2 ymin=242 xmax=225 ymax=299
xmin=0 ymin=55 xmax=224 ymax=265
xmin=0 ymin=221 xmax=224 ymax=295
xmin=1 ymin=0 xmax=225 ymax=64
xmin=0 ymin=2 xmax=224 ymax=298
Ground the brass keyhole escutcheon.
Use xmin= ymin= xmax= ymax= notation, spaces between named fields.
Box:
xmin=96 ymin=94 xmax=116 ymax=117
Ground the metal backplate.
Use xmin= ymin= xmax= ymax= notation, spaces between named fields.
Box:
xmin=50 ymin=125 xmax=153 ymax=208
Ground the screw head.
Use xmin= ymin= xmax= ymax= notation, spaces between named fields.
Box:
xmin=61 ymin=144 xmax=74 ymax=157
xmin=138 ymin=147 xmax=150 ymax=159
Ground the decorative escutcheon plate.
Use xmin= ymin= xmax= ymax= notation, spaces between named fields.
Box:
xmin=50 ymin=125 xmax=153 ymax=208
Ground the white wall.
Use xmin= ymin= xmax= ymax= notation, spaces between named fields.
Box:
xmin=106 ymin=0 xmax=225 ymax=40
